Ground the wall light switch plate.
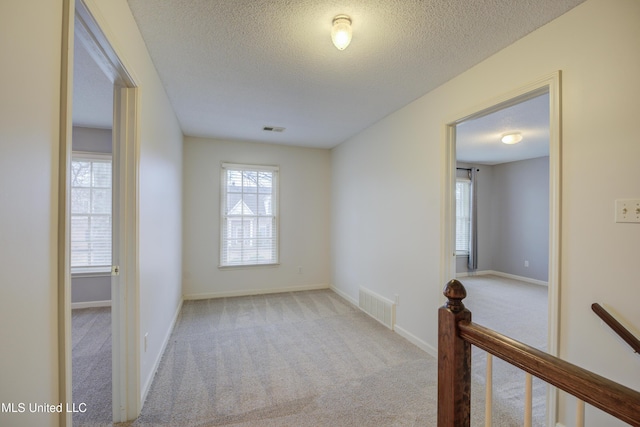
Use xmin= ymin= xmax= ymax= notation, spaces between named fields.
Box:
xmin=615 ymin=199 xmax=640 ymax=223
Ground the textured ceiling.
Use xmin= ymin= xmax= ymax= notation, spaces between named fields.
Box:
xmin=75 ymin=0 xmax=586 ymax=149
xmin=457 ymin=92 xmax=549 ymax=165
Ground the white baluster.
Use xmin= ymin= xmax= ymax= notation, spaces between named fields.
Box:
xmin=576 ymin=398 xmax=585 ymax=427
xmin=485 ymin=353 xmax=492 ymax=427
xmin=524 ymin=373 xmax=532 ymax=427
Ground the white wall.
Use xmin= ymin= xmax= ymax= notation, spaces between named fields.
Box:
xmin=457 ymin=158 xmax=550 ymax=282
xmin=183 ymin=137 xmax=331 ymax=298
xmin=0 ymin=1 xmax=322 ymax=423
xmin=332 ymin=1 xmax=640 ymax=425
xmin=0 ymin=2 xmax=183 ymax=424
xmin=332 ymin=107 xmax=441 ymax=352
xmin=84 ymin=0 xmax=184 ymax=401
xmin=72 ymin=126 xmax=112 ymax=154
xmin=0 ymin=2 xmax=62 ymax=426
xmin=491 ymin=157 xmax=549 ymax=281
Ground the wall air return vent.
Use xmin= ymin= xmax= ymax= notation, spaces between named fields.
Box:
xmin=359 ymin=287 xmax=396 ymax=330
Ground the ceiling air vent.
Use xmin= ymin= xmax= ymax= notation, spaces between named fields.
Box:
xmin=263 ymin=126 xmax=286 ymax=133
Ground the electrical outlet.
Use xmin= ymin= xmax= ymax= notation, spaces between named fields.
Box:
xmin=615 ymin=199 xmax=640 ymax=223
xmin=524 ymin=260 xmax=529 ymax=268
xmin=297 ymin=266 xmax=303 ymax=274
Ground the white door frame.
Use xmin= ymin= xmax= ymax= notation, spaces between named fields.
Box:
xmin=59 ymin=0 xmax=141 ymax=424
xmin=441 ymin=71 xmax=562 ymax=427
xmin=111 ymin=83 xmax=141 ymax=422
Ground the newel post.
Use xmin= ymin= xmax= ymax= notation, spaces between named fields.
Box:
xmin=438 ymin=279 xmax=472 ymax=427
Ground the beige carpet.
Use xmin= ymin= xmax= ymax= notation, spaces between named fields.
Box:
xmin=72 ymin=306 xmax=112 ymax=426
xmin=107 ymin=288 xmax=544 ymax=427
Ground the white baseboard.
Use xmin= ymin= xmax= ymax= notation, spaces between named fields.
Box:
xmin=141 ymin=297 xmax=183 ymax=404
xmin=329 ymin=284 xmax=358 ymax=307
xmin=457 ymin=270 xmax=548 ymax=287
xmin=394 ymin=324 xmax=437 ymax=358
xmin=183 ymin=283 xmax=330 ymax=300
xmin=71 ymin=300 xmax=111 ymax=309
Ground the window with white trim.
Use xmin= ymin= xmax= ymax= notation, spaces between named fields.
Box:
xmin=70 ymin=153 xmax=112 ymax=273
xmin=455 ymin=178 xmax=471 ymax=255
xmin=220 ymin=163 xmax=278 ymax=267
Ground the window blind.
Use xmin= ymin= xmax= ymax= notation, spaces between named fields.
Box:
xmin=455 ymin=179 xmax=471 ymax=254
xmin=220 ymin=163 xmax=279 ymax=267
xmin=71 ymin=153 xmax=112 ymax=273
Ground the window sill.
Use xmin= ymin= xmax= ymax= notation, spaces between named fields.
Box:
xmin=71 ymin=268 xmax=111 ymax=278
xmin=218 ymin=263 xmax=280 ymax=270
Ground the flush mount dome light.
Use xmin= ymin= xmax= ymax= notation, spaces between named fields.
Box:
xmin=331 ymin=15 xmax=352 ymax=50
xmin=501 ymin=132 xmax=523 ymax=145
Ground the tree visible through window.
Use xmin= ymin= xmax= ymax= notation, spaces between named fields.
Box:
xmin=71 ymin=153 xmax=112 ymax=273
xmin=220 ymin=163 xmax=278 ymax=267
xmin=456 ymin=179 xmax=471 ymax=255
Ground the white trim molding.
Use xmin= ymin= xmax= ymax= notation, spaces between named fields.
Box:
xmin=394 ymin=325 xmax=438 ymax=358
xmin=183 ymin=283 xmax=330 ymax=300
xmin=456 ymin=270 xmax=549 ymax=287
xmin=442 ymin=71 xmax=562 ymax=427
xmin=329 ymin=285 xmax=358 ymax=307
xmin=71 ymin=300 xmax=112 ymax=309
xmin=141 ymin=298 xmax=183 ymax=404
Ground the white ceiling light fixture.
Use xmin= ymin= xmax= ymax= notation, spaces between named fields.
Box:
xmin=501 ymin=132 xmax=523 ymax=145
xmin=331 ymin=15 xmax=352 ymax=50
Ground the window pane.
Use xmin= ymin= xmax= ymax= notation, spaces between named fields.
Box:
xmin=227 ymin=170 xmax=243 ymax=192
xmin=91 ymin=216 xmax=111 ymax=239
xmin=242 ymin=193 xmax=258 ymax=216
xmin=71 ymin=188 xmax=91 ymax=214
xmin=70 ymin=245 xmax=89 ymax=266
xmin=257 ymin=217 xmax=274 ymax=238
xmin=258 ymin=194 xmax=272 ymax=215
xmin=90 ymin=241 xmax=111 ymax=265
xmin=226 ymin=193 xmax=239 ymax=215
xmin=92 ymin=161 xmax=111 ymax=187
xmin=242 ymin=217 xmax=256 ymax=242
xmin=71 ymin=161 xmax=92 ymax=187
xmin=242 ymin=171 xmax=258 ymax=193
xmin=257 ymin=172 xmax=272 ymax=193
xmin=221 ymin=165 xmax=278 ymax=266
xmin=71 ymin=156 xmax=112 ymax=271
xmin=92 ymin=189 xmax=111 ymax=214
xmin=455 ymin=180 xmax=471 ymax=253
xmin=257 ymin=239 xmax=275 ymax=263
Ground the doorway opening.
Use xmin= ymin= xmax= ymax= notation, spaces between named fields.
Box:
xmin=60 ymin=0 xmax=141 ymax=425
xmin=442 ymin=72 xmax=561 ymax=426
xmin=70 ymin=18 xmax=115 ymax=425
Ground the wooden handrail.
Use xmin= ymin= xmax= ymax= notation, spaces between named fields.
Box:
xmin=592 ymin=302 xmax=640 ymax=354
xmin=438 ymin=279 xmax=640 ymax=427
xmin=459 ymin=321 xmax=640 ymax=426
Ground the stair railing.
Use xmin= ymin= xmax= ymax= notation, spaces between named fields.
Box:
xmin=591 ymin=302 xmax=640 ymax=354
xmin=438 ymin=279 xmax=640 ymax=427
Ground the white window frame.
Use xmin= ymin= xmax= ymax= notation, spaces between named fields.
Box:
xmin=220 ymin=162 xmax=279 ymax=267
xmin=70 ymin=151 xmax=112 ymax=275
xmin=455 ymin=178 xmax=471 ymax=256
